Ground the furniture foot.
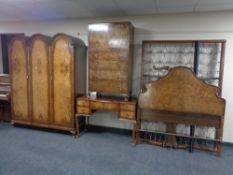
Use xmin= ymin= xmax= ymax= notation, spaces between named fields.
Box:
xmin=75 ymin=114 xmax=80 ymax=138
xmin=11 ymin=121 xmax=15 ymax=127
xmin=215 ymin=122 xmax=223 ymax=156
xmin=70 ymin=130 xmax=76 ymax=135
xmin=215 ymin=135 xmax=222 ymax=156
xmin=132 ymin=142 xmax=136 ymax=147
xmin=189 ymin=125 xmax=195 ymax=152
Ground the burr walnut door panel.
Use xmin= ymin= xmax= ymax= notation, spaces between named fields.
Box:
xmin=30 ymin=36 xmax=50 ymax=125
xmin=88 ymin=22 xmax=133 ymax=95
xmin=9 ymin=37 xmax=29 ymax=122
xmin=51 ymin=37 xmax=73 ymax=127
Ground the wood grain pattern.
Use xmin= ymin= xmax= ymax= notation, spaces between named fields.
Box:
xmin=9 ymin=36 xmax=29 ymax=122
xmin=119 ymin=111 xmax=135 ymax=120
xmin=76 ymin=96 xmax=136 ymax=119
xmin=120 ymin=103 xmax=136 ymax=111
xmin=0 ymin=74 xmax=10 ymax=84
xmin=77 ymin=107 xmax=90 ymax=115
xmin=139 ymin=67 xmax=225 ymax=116
xmin=30 ymin=35 xmax=50 ymax=124
xmin=51 ymin=35 xmax=73 ymax=126
xmin=134 ymin=67 xmax=226 ymax=155
xmin=76 ymin=96 xmax=137 ymax=136
xmin=77 ymin=100 xmax=89 ymax=107
xmin=9 ymin=34 xmax=86 ymax=133
xmin=88 ymin=22 xmax=134 ymax=96
xmin=0 ymin=74 xmax=11 ymax=122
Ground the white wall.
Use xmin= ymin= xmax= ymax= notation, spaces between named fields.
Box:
xmin=0 ymin=11 xmax=233 ymax=142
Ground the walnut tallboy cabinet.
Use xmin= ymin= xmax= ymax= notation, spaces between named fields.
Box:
xmin=88 ymin=22 xmax=134 ymax=98
xmin=9 ymin=34 xmax=86 ymax=133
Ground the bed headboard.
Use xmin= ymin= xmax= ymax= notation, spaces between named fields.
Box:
xmin=138 ymin=67 xmax=225 ymax=117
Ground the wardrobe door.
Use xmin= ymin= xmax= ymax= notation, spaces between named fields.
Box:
xmin=9 ymin=36 xmax=29 ymax=123
xmin=51 ymin=34 xmax=74 ymax=128
xmin=30 ymin=35 xmax=50 ymax=125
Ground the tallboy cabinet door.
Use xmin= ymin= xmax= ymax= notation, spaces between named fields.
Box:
xmin=88 ymin=22 xmax=133 ymax=95
xmin=9 ymin=36 xmax=29 ymax=122
xmin=30 ymin=35 xmax=50 ymax=125
xmin=51 ymin=35 xmax=74 ymax=127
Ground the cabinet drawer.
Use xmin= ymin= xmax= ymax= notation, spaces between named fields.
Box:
xmin=90 ymin=101 xmax=104 ymax=110
xmin=119 ymin=111 xmax=135 ymax=120
xmin=77 ymin=100 xmax=89 ymax=107
xmin=103 ymin=103 xmax=119 ymax=111
xmin=77 ymin=107 xmax=90 ymax=114
xmin=120 ymin=103 xmax=136 ymax=111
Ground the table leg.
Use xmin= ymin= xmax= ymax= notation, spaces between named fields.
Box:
xmin=75 ymin=115 xmax=80 ymax=138
xmin=189 ymin=125 xmax=195 ymax=152
xmin=0 ymin=104 xmax=3 ymax=122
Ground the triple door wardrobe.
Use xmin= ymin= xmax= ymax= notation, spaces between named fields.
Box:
xmin=9 ymin=33 xmax=86 ymax=133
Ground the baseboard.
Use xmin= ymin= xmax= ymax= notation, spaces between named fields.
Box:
xmin=86 ymin=125 xmax=233 ymax=146
xmin=223 ymin=142 xmax=233 ymax=147
xmin=3 ymin=121 xmax=233 ymax=146
xmin=87 ymin=125 xmax=132 ymax=136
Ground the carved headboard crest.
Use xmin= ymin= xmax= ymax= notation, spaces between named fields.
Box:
xmin=138 ymin=67 xmax=225 ymax=116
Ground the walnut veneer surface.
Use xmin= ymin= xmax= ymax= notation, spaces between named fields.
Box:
xmin=30 ymin=35 xmax=50 ymax=125
xmin=9 ymin=34 xmax=86 ymax=132
xmin=88 ymin=22 xmax=134 ymax=97
xmin=133 ymin=67 xmax=225 ymax=156
xmin=76 ymin=96 xmax=137 ymax=136
xmin=0 ymin=74 xmax=11 ymax=122
xmin=0 ymin=74 xmax=10 ymax=100
xmin=77 ymin=96 xmax=136 ymax=120
xmin=9 ymin=36 xmax=29 ymax=122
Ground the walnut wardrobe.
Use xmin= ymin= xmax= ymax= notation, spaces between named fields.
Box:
xmin=9 ymin=34 xmax=86 ymax=133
